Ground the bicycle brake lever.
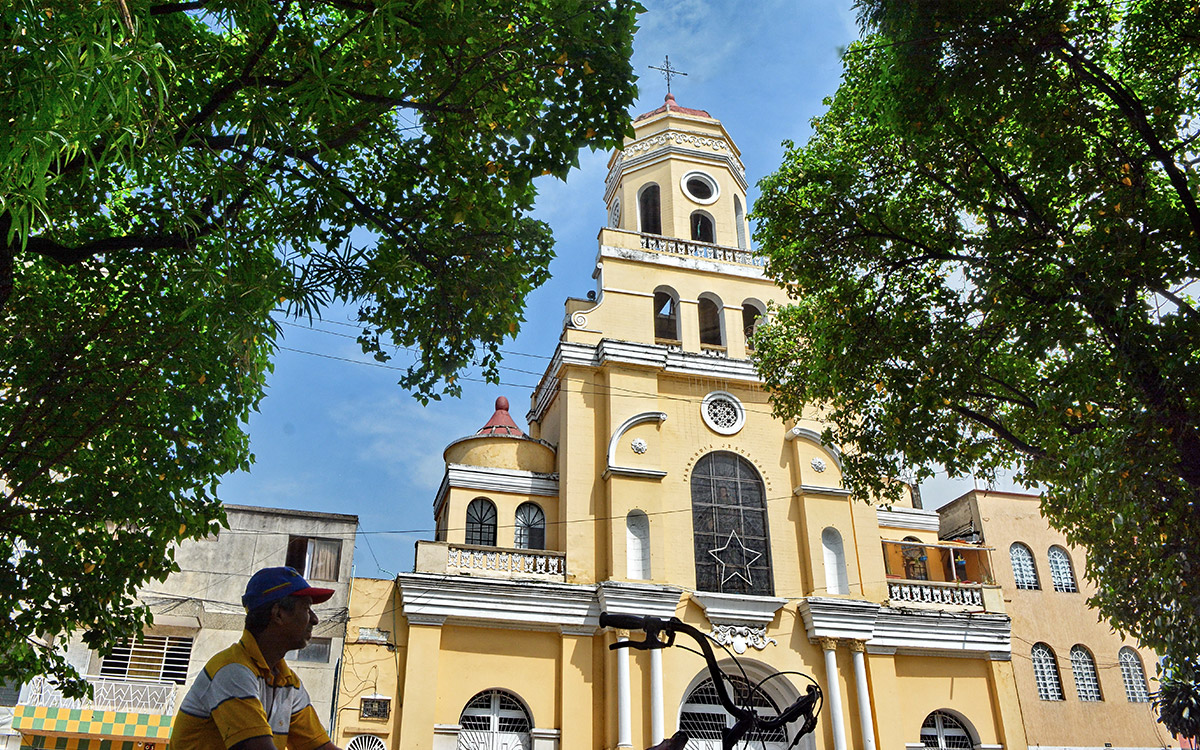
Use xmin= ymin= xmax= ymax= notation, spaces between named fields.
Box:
xmin=608 ymin=625 xmax=675 ymax=651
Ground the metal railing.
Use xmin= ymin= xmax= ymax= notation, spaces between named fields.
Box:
xmin=638 ymin=233 xmax=765 ymax=268
xmin=22 ymin=674 xmax=179 ymax=714
xmin=887 ymin=579 xmax=984 ymax=608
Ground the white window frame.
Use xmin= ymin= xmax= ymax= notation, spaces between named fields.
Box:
xmin=1119 ymin=648 xmax=1150 ymax=703
xmin=1031 ymin=643 xmax=1064 ymax=701
xmin=1047 ymin=546 xmax=1078 ymax=592
xmin=99 ymin=633 xmax=194 ymax=684
xmin=920 ymin=711 xmax=973 ymax=749
xmin=1009 ymin=543 xmax=1040 ymax=590
xmin=1070 ymin=646 xmax=1102 ymax=701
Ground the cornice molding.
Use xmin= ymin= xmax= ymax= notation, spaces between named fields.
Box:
xmin=397 ymin=573 xmax=599 ymax=631
xmin=794 ymin=485 xmax=851 ymax=498
xmin=797 ymin=597 xmax=1010 ymax=657
xmin=433 ymin=464 xmax=559 ymax=515
xmin=692 ymin=591 xmax=787 ymax=627
xmin=597 ymin=581 xmax=684 ymax=619
xmin=797 ymin=597 xmax=881 ymax=642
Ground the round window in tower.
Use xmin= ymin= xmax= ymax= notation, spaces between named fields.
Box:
xmin=681 ymin=171 xmax=719 ymax=205
xmin=701 ymin=390 xmax=745 ymax=435
xmin=609 ymin=197 xmax=621 ymax=228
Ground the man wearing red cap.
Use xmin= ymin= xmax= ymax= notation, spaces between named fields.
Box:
xmin=171 ymin=567 xmax=343 ymax=750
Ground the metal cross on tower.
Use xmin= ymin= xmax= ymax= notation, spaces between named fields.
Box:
xmin=649 ymin=55 xmax=687 ymax=95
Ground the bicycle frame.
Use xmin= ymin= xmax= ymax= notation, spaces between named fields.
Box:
xmin=599 ymin=612 xmax=822 ymax=750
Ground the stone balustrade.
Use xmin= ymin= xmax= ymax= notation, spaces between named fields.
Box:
xmin=887 ymin=579 xmax=985 ymax=608
xmin=415 ymin=541 xmax=567 ymax=582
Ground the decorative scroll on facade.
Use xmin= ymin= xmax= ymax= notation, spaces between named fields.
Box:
xmin=709 ymin=624 xmax=777 ymax=654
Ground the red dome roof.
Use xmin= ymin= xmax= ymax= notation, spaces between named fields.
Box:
xmin=476 ymin=396 xmax=526 ymax=438
xmin=634 ymin=93 xmax=713 ymax=122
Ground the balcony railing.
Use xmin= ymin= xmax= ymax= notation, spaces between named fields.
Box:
xmin=638 ymin=233 xmax=765 ymax=268
xmin=415 ymin=540 xmax=567 ymax=582
xmin=888 ymin=579 xmax=984 ymax=608
xmin=22 ymin=674 xmax=179 ymax=714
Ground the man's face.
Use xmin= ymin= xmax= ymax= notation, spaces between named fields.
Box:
xmin=276 ymin=595 xmax=318 ymax=651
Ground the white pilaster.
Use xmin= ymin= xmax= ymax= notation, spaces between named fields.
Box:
xmin=650 ymin=646 xmax=664 ymax=744
xmin=617 ymin=635 xmax=632 ymax=748
xmin=820 ymin=638 xmax=848 ymax=750
xmin=850 ymin=643 xmax=877 ymax=750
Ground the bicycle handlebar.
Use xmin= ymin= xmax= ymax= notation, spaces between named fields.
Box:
xmin=599 ymin=612 xmax=820 ymax=750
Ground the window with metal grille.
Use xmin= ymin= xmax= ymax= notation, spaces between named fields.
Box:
xmin=514 ymin=502 xmax=545 ymax=550
xmin=1047 ymin=546 xmax=1078 ymax=592
xmin=457 ymin=689 xmax=531 ymax=749
xmin=465 ymin=498 xmax=497 ymax=546
xmin=100 ymin=634 xmax=193 ymax=684
xmin=679 ymin=675 xmax=788 ymax=748
xmin=286 ymin=536 xmax=342 ymax=582
xmin=360 ymin=697 xmax=391 ymax=720
xmin=1119 ymin=648 xmax=1150 ymax=702
xmin=1070 ymin=646 xmax=1102 ymax=701
xmin=691 ymin=452 xmax=773 ymax=596
xmin=1031 ymin=643 xmax=1064 ymax=701
xmin=1009 ymin=543 xmax=1040 ymax=590
xmin=920 ymin=711 xmax=973 ymax=749
xmin=345 ymin=735 xmax=386 ymax=750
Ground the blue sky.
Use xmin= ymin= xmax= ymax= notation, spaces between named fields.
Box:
xmin=216 ymin=1 xmax=1019 ymax=580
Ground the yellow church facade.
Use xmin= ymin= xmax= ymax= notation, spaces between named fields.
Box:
xmin=332 ymin=96 xmax=1030 ymax=750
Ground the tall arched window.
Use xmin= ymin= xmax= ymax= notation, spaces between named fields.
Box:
xmin=653 ymin=287 xmax=680 ymax=342
xmin=1031 ymin=643 xmax=1064 ymax=701
xmin=691 ymin=211 xmax=715 ymax=243
xmin=1009 ymin=542 xmax=1040 ymax=590
xmin=1070 ymin=646 xmax=1102 ymax=701
xmin=691 ymin=452 xmax=773 ymax=595
xmin=698 ymin=294 xmax=724 ymax=347
xmin=457 ymin=689 xmax=532 ymax=750
xmin=920 ymin=711 xmax=973 ymax=749
xmin=821 ymin=527 xmax=849 ymax=595
xmin=639 ymin=184 xmax=661 ymax=235
xmin=465 ymin=498 xmax=497 ymax=547
xmin=680 ymin=675 xmax=789 ymax=750
xmin=734 ymin=195 xmax=747 ymax=249
xmin=514 ymin=502 xmax=545 ymax=550
xmin=742 ymin=300 xmax=765 ymax=347
xmin=626 ymin=510 xmax=650 ymax=580
xmin=1119 ymin=647 xmax=1150 ymax=702
xmin=1047 ymin=546 xmax=1078 ymax=592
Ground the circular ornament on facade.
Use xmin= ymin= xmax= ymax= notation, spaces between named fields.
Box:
xmin=701 ymin=391 xmax=745 ymax=435
xmin=609 ymin=197 xmax=621 ymax=228
xmin=681 ymin=171 xmax=720 ymax=205
xmin=631 ymin=437 xmax=648 ymax=454
xmin=810 ymin=457 xmax=827 ymax=473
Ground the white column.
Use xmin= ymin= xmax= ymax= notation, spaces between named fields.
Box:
xmin=650 ymin=645 xmax=664 ymax=744
xmin=850 ymin=642 xmax=877 ymax=750
xmin=617 ymin=635 xmax=632 ymax=748
xmin=820 ymin=638 xmax=848 ymax=750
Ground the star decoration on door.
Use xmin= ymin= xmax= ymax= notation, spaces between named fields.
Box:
xmin=708 ymin=529 xmax=761 ymax=587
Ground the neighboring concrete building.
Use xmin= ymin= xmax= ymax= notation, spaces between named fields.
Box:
xmin=940 ymin=490 xmax=1167 ymax=749
xmin=7 ymin=504 xmax=356 ymax=750
xmin=332 ymin=95 xmax=1032 ymax=750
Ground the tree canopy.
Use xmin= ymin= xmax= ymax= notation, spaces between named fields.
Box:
xmin=1 ymin=0 xmax=640 ymax=694
xmin=753 ymin=0 xmax=1198 ymax=732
